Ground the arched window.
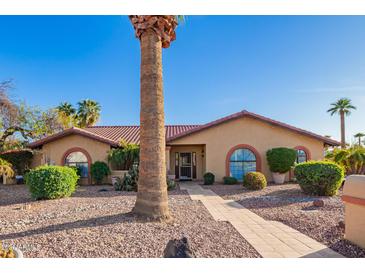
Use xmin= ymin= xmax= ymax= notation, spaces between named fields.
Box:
xmin=296 ymin=149 xmax=307 ymax=163
xmin=229 ymin=148 xmax=257 ymax=180
xmin=65 ymin=151 xmax=89 ymax=178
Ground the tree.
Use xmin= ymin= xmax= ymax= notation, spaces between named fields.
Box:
xmin=0 ymin=81 xmax=36 ymax=150
xmin=354 ymin=132 xmax=365 ymax=146
xmin=0 ymin=80 xmax=64 ymax=150
xmin=129 ymin=15 xmax=181 ymax=220
xmin=327 ymin=98 xmax=356 ymax=148
xmin=76 ymin=99 xmax=101 ymax=128
xmin=56 ymin=102 xmax=78 ymax=129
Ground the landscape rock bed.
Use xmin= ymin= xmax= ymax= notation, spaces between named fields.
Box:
xmin=0 ymin=185 xmax=260 ymax=258
xmin=203 ymin=183 xmax=365 ymax=258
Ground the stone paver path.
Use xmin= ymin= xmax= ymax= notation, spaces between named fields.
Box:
xmin=180 ymin=183 xmax=343 ymax=258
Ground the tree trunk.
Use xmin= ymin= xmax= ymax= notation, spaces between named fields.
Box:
xmin=133 ymin=29 xmax=170 ymax=220
xmin=340 ymin=111 xmax=345 ymax=148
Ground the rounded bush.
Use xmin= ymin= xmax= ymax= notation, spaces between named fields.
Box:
xmin=203 ymin=172 xmax=215 ymax=185
xmin=266 ymin=147 xmax=297 ymax=173
xmin=243 ymin=172 xmax=267 ymax=190
xmin=223 ymin=176 xmax=238 ymax=185
xmin=25 ymin=165 xmax=79 ymax=200
xmin=294 ymin=161 xmax=344 ymax=196
xmin=90 ymin=161 xmax=110 ymax=184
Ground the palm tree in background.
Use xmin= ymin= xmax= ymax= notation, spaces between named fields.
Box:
xmin=77 ymin=99 xmax=101 ymax=128
xmin=56 ymin=102 xmax=77 ymax=129
xmin=129 ymin=15 xmax=181 ymax=220
xmin=327 ymin=98 xmax=356 ymax=148
xmin=354 ymin=132 xmax=365 ymax=146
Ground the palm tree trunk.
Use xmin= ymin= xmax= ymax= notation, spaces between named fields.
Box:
xmin=358 ymin=137 xmax=361 ymax=146
xmin=133 ymin=29 xmax=170 ymax=219
xmin=340 ymin=111 xmax=346 ymax=148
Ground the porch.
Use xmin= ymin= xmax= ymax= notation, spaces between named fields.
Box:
xmin=166 ymin=145 xmax=206 ymax=181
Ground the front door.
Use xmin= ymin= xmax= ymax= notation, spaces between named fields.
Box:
xmin=179 ymin=152 xmax=192 ymax=180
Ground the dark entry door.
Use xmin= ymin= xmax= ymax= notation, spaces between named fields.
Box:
xmin=179 ymin=152 xmax=192 ymax=180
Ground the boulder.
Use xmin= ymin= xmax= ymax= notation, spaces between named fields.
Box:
xmin=313 ymin=199 xmax=325 ymax=207
xmin=163 ymin=237 xmax=195 ymax=258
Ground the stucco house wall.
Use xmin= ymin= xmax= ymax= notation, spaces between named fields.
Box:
xmin=168 ymin=116 xmax=325 ymax=182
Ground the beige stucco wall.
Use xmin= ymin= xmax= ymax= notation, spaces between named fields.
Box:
xmin=31 ymin=134 xmax=112 ymax=184
xmin=169 ymin=145 xmax=205 ymax=180
xmin=168 ymin=116 xmax=325 ymax=182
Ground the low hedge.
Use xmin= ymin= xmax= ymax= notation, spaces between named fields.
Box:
xmin=223 ymin=176 xmax=238 ymax=185
xmin=90 ymin=161 xmax=110 ymax=184
xmin=266 ymin=147 xmax=296 ymax=173
xmin=294 ymin=161 xmax=344 ymax=196
xmin=243 ymin=172 xmax=267 ymax=190
xmin=25 ymin=165 xmax=79 ymax=200
xmin=203 ymin=172 xmax=215 ymax=185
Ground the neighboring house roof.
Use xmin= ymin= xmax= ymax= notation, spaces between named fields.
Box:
xmin=166 ymin=110 xmax=341 ymax=146
xmin=28 ymin=110 xmax=340 ymax=148
xmin=28 ymin=125 xmax=200 ymax=148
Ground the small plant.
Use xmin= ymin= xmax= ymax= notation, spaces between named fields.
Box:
xmin=90 ymin=161 xmax=110 ymax=184
xmin=114 ymin=165 xmax=139 ymax=192
xmin=0 ymin=242 xmax=15 ymax=258
xmin=223 ymin=176 xmax=238 ymax=185
xmin=266 ymin=147 xmax=297 ymax=173
xmin=203 ymin=172 xmax=215 ymax=185
xmin=167 ymin=177 xmax=177 ymax=191
xmin=243 ymin=172 xmax=267 ymax=190
xmin=294 ymin=161 xmax=344 ymax=196
xmin=25 ymin=165 xmax=79 ymax=200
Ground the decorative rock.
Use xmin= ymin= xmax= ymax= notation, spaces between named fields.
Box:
xmin=163 ymin=237 xmax=195 ymax=258
xmin=339 ymin=220 xmax=345 ymax=229
xmin=313 ymin=199 xmax=325 ymax=207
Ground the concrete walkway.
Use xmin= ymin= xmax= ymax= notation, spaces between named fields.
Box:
xmin=180 ymin=183 xmax=343 ymax=258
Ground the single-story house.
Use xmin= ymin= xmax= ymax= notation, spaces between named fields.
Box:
xmin=28 ymin=110 xmax=340 ymax=184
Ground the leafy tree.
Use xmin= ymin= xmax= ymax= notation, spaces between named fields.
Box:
xmin=327 ymin=98 xmax=356 ymax=148
xmin=76 ymin=99 xmax=101 ymax=128
xmin=326 ymin=146 xmax=365 ymax=175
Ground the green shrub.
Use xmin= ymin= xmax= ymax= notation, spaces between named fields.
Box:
xmin=167 ymin=177 xmax=177 ymax=191
xmin=25 ymin=165 xmax=79 ymax=200
xmin=243 ymin=172 xmax=267 ymax=190
xmin=266 ymin=147 xmax=297 ymax=173
xmin=108 ymin=141 xmax=139 ymax=170
xmin=90 ymin=161 xmax=110 ymax=184
xmin=294 ymin=161 xmax=344 ymax=196
xmin=223 ymin=176 xmax=238 ymax=185
xmin=114 ymin=165 xmax=139 ymax=192
xmin=203 ymin=172 xmax=215 ymax=185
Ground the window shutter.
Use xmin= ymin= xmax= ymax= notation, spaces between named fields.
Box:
xmin=192 ymin=152 xmax=197 ymax=179
xmin=175 ymin=152 xmax=179 ymax=179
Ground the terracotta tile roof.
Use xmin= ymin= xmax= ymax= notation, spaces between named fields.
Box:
xmin=28 ymin=110 xmax=340 ymax=148
xmin=84 ymin=125 xmax=200 ymax=145
xmin=166 ymin=110 xmax=341 ymax=146
xmin=28 ymin=125 xmax=200 ymax=148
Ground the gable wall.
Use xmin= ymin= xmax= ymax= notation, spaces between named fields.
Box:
xmin=168 ymin=116 xmax=325 ymax=182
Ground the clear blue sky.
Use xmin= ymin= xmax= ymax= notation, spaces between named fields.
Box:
xmin=1 ymin=16 xmax=364 ymax=143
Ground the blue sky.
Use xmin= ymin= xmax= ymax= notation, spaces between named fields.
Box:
xmin=0 ymin=16 xmax=364 ymax=143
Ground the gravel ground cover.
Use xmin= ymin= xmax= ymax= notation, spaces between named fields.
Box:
xmin=203 ymin=182 xmax=365 ymax=258
xmin=0 ymin=184 xmax=260 ymax=258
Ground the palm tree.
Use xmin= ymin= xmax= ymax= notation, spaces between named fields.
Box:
xmin=129 ymin=15 xmax=180 ymax=220
xmin=327 ymin=98 xmax=356 ymax=148
xmin=76 ymin=99 xmax=101 ymax=128
xmin=56 ymin=102 xmax=77 ymax=129
xmin=354 ymin=132 xmax=365 ymax=146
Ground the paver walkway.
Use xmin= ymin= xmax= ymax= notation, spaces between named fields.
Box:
xmin=180 ymin=183 xmax=343 ymax=258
